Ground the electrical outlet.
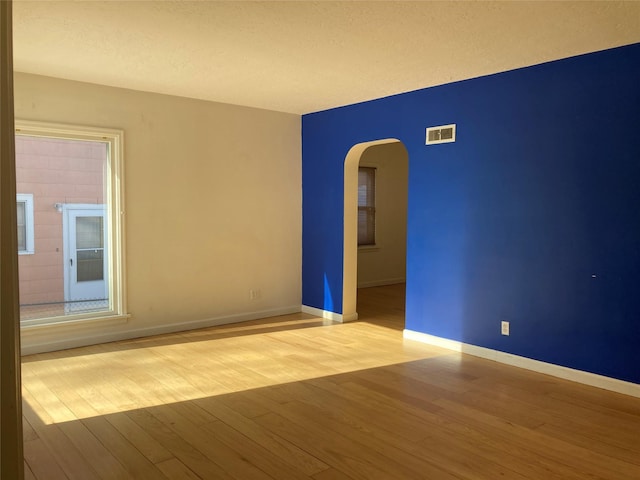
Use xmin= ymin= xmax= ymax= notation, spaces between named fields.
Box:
xmin=249 ymin=289 xmax=261 ymax=301
xmin=501 ymin=321 xmax=510 ymax=336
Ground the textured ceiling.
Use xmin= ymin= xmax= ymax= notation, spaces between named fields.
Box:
xmin=12 ymin=1 xmax=640 ymax=114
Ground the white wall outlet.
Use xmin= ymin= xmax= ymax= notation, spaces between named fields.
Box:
xmin=249 ymin=289 xmax=261 ymax=300
xmin=501 ymin=321 xmax=510 ymax=336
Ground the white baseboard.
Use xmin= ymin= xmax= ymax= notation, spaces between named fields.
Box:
xmin=301 ymin=305 xmax=358 ymax=322
xmin=21 ymin=305 xmax=301 ymax=356
xmin=403 ymin=329 xmax=640 ymax=399
xmin=357 ymin=278 xmax=405 ymax=289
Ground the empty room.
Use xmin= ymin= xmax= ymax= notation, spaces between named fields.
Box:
xmin=1 ymin=1 xmax=640 ymax=479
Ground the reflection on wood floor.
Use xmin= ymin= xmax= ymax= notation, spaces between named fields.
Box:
xmin=356 ymin=282 xmax=406 ymax=330
xmin=21 ymin=284 xmax=640 ymax=479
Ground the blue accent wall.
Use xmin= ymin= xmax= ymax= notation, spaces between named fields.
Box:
xmin=302 ymin=43 xmax=640 ymax=384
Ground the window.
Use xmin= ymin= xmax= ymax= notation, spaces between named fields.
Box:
xmin=16 ymin=193 xmax=34 ymax=254
xmin=15 ymin=120 xmax=126 ymax=326
xmin=358 ymin=167 xmax=376 ymax=246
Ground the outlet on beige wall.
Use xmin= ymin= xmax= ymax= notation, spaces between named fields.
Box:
xmin=357 ymin=142 xmax=408 ymax=288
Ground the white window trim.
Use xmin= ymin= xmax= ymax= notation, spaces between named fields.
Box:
xmin=15 ymin=120 xmax=127 ymax=328
xmin=16 ymin=193 xmax=34 ymax=255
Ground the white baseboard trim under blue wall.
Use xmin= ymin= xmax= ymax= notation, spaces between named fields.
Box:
xmin=301 ymin=305 xmax=358 ymax=322
xmin=403 ymin=329 xmax=640 ymax=399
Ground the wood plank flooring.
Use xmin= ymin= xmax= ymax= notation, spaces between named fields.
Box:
xmin=21 ymin=284 xmax=640 ymax=479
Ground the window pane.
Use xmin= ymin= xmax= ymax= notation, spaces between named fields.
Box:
xmin=16 ymin=201 xmax=26 ymax=251
xmin=76 ymin=216 xmax=104 ymax=249
xmin=15 ymin=132 xmax=120 ymax=324
xmin=77 ymin=249 xmax=104 ymax=282
xmin=358 ymin=168 xmax=375 ymax=207
xmin=358 ymin=167 xmax=376 ymax=245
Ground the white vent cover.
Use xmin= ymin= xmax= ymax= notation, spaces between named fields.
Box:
xmin=426 ymin=124 xmax=456 ymax=145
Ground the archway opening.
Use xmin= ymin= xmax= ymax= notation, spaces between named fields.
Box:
xmin=343 ymin=139 xmax=409 ymax=325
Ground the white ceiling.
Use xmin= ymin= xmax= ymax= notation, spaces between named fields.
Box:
xmin=12 ymin=1 xmax=640 ymax=114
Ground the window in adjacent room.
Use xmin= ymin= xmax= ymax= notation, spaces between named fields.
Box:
xmin=15 ymin=121 xmax=126 ymax=326
xmin=16 ymin=193 xmax=34 ymax=255
xmin=358 ymin=166 xmax=376 ymax=246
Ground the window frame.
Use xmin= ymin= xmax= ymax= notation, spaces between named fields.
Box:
xmin=15 ymin=120 xmax=128 ymax=328
xmin=16 ymin=193 xmax=34 ymax=255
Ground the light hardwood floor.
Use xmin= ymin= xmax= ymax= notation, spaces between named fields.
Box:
xmin=21 ymin=284 xmax=640 ymax=479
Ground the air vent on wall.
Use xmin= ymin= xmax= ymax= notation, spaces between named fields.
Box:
xmin=426 ymin=124 xmax=456 ymax=145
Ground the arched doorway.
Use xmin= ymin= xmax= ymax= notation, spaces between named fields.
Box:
xmin=343 ymin=139 xmax=408 ymax=321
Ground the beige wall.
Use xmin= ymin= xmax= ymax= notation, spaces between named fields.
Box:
xmin=14 ymin=72 xmax=301 ymax=353
xmin=357 ymin=142 xmax=408 ymax=288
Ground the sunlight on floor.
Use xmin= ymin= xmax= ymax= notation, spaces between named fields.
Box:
xmin=22 ymin=315 xmax=451 ymax=425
